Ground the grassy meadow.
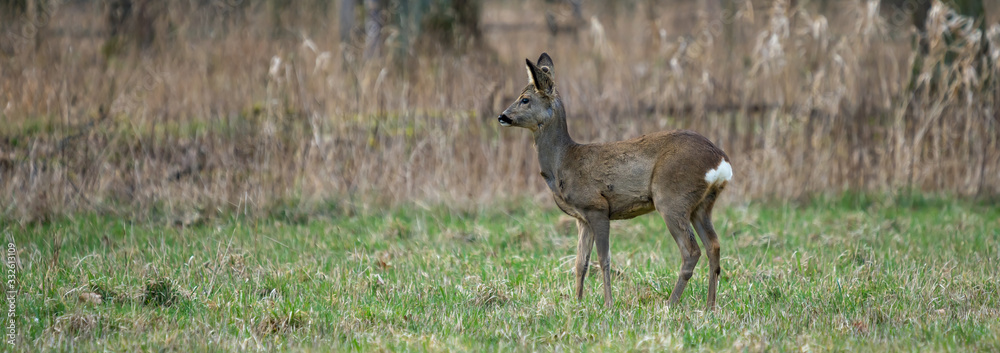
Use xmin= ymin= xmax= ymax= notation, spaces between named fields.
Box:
xmin=5 ymin=194 xmax=999 ymax=351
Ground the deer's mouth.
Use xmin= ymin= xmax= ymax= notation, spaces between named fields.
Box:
xmin=498 ymin=114 xmax=513 ymax=127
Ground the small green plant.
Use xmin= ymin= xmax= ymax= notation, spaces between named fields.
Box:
xmin=142 ymin=278 xmax=182 ymax=307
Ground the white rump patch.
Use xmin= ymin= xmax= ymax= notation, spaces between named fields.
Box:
xmin=704 ymin=159 xmax=733 ymax=185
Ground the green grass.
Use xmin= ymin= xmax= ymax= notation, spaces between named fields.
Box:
xmin=5 ymin=194 xmax=1000 ymax=351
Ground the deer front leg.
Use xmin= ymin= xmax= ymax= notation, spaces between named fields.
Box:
xmin=574 ymin=219 xmax=595 ymax=301
xmin=587 ymin=211 xmax=613 ymax=307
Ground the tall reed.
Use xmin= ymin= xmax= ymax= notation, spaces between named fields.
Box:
xmin=1 ymin=1 xmax=997 ymax=222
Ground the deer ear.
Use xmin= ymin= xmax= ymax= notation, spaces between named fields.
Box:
xmin=525 ymin=58 xmax=536 ymax=84
xmin=526 ymin=58 xmax=554 ymax=94
xmin=536 ymin=53 xmax=554 ymax=77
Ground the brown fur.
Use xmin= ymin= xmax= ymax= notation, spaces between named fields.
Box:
xmin=498 ymin=53 xmax=732 ymax=309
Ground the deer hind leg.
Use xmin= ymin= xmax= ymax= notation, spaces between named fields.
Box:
xmin=661 ymin=207 xmax=701 ymax=306
xmin=573 ymin=218 xmax=595 ymax=301
xmin=692 ymin=196 xmax=721 ymax=310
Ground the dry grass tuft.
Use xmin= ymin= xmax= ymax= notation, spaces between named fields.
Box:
xmin=47 ymin=312 xmax=119 ymax=338
xmin=89 ymin=282 xmax=128 ymax=304
xmin=472 ymin=280 xmax=512 ymax=308
xmin=51 ymin=313 xmax=104 ymax=335
xmin=255 ymin=310 xmax=309 ymax=335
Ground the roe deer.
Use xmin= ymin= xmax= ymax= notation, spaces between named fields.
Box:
xmin=498 ymin=53 xmax=733 ymax=309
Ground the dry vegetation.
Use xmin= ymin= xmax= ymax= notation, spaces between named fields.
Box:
xmin=1 ymin=0 xmax=998 ymax=221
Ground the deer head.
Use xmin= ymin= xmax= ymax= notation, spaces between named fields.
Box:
xmin=498 ymin=53 xmax=560 ymax=132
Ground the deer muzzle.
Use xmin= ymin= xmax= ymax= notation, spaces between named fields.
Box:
xmin=498 ymin=113 xmax=513 ymax=127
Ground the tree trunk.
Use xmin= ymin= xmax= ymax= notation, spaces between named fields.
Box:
xmin=363 ymin=0 xmax=385 ymax=59
xmin=339 ymin=0 xmax=356 ymax=44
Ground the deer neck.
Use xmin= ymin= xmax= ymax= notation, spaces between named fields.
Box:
xmin=532 ymin=101 xmax=575 ymax=186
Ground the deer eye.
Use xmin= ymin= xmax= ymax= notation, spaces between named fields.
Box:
xmin=520 ymin=98 xmax=529 ymax=104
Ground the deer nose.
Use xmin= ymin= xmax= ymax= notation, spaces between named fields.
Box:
xmin=498 ymin=114 xmax=513 ymax=126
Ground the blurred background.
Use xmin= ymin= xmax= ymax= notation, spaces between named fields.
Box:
xmin=1 ymin=0 xmax=997 ymax=222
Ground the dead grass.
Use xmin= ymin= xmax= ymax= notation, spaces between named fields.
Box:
xmin=1 ymin=0 xmax=998 ymax=221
